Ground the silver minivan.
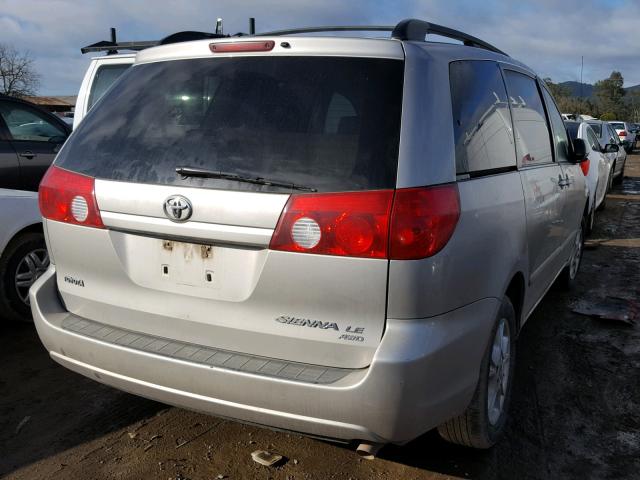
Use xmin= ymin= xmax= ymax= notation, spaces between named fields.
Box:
xmin=31 ymin=19 xmax=588 ymax=454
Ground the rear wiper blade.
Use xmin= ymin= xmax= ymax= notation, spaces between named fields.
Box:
xmin=175 ymin=166 xmax=317 ymax=192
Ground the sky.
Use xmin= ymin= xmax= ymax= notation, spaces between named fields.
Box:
xmin=1 ymin=0 xmax=640 ymax=95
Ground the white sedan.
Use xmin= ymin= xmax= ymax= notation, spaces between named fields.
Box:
xmin=0 ymin=189 xmax=48 ymax=322
xmin=564 ymin=121 xmax=618 ymax=233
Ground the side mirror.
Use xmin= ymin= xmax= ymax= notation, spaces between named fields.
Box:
xmin=572 ymin=138 xmax=587 ymax=162
xmin=604 ymin=143 xmax=619 ymax=153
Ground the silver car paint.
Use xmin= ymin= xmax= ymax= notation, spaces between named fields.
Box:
xmin=32 ymin=267 xmax=498 ymax=443
xmin=32 ymin=37 xmax=587 ymax=444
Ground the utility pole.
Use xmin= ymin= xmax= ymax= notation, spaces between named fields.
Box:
xmin=580 ymin=55 xmax=584 ymax=110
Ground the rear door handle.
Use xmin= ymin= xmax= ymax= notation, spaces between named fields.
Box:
xmin=19 ymin=151 xmax=36 ymax=159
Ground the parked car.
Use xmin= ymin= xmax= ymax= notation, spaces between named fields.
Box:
xmin=0 ymin=189 xmax=48 ymax=322
xmin=565 ymin=121 xmax=617 ymax=229
xmin=608 ymin=121 xmax=636 ymax=153
xmin=31 ymin=19 xmax=589 ymax=454
xmin=588 ymin=120 xmax=627 ymax=185
xmin=0 ymin=95 xmax=71 ymax=191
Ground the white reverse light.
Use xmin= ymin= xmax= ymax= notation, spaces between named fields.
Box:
xmin=71 ymin=196 xmax=89 ymax=222
xmin=291 ymin=217 xmax=321 ymax=249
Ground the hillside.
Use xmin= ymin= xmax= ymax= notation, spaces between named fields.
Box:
xmin=559 ymin=81 xmax=640 ymax=98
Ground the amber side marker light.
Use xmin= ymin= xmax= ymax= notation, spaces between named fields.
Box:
xmin=209 ymin=41 xmax=275 ymax=53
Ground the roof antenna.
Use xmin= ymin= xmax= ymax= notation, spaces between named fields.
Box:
xmin=108 ymin=27 xmax=118 ymax=55
xmin=249 ymin=17 xmax=256 ymax=35
xmin=215 ymin=18 xmax=223 ymax=35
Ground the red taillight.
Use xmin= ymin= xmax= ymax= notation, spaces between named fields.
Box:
xmin=618 ymin=130 xmax=627 ymax=137
xmin=209 ymin=41 xmax=275 ymax=53
xmin=270 ymin=184 xmax=460 ymax=260
xmin=38 ymin=166 xmax=104 ymax=228
xmin=270 ymin=190 xmax=394 ymax=258
xmin=389 ymin=185 xmax=460 ymax=260
xmin=580 ymin=158 xmax=591 ymax=176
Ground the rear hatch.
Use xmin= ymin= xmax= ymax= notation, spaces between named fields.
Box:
xmin=44 ymin=40 xmax=405 ymax=369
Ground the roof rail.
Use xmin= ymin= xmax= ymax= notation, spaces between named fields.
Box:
xmin=256 ymin=19 xmax=507 ymax=56
xmin=391 ymin=19 xmax=507 ymax=56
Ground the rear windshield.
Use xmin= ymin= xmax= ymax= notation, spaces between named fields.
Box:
xmin=610 ymin=122 xmax=625 ymax=130
xmin=56 ymin=56 xmax=404 ymax=193
xmin=587 ymin=122 xmax=601 ymax=136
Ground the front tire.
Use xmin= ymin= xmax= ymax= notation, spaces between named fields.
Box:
xmin=437 ymin=297 xmax=516 ymax=449
xmin=0 ymin=232 xmax=50 ymax=323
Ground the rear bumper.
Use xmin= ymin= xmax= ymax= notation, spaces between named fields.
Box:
xmin=31 ymin=267 xmax=498 ymax=444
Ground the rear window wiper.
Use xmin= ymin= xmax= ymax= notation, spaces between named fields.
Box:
xmin=175 ymin=166 xmax=317 ymax=192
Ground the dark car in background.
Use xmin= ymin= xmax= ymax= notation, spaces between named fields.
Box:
xmin=0 ymin=94 xmax=71 ymax=191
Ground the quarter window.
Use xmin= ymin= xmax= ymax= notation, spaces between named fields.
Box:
xmin=503 ymin=70 xmax=553 ymax=166
xmin=88 ymin=64 xmax=131 ymax=110
xmin=540 ymin=87 xmax=570 ymax=163
xmin=450 ymin=61 xmax=516 ymax=174
xmin=586 ymin=127 xmax=600 ymax=151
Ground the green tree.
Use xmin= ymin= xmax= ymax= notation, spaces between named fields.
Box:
xmin=594 ymin=71 xmax=626 ymax=119
xmin=543 ymin=78 xmax=571 ymax=99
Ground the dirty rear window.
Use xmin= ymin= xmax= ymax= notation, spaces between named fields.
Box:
xmin=56 ymin=56 xmax=404 ymax=193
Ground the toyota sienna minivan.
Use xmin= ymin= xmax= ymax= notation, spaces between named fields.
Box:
xmin=32 ymin=19 xmax=589 ymax=455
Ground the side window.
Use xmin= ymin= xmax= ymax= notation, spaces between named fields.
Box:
xmin=540 ymin=87 xmax=570 ymax=163
xmin=88 ymin=64 xmax=131 ymax=110
xmin=503 ymin=70 xmax=553 ymax=166
xmin=450 ymin=60 xmax=516 ymax=174
xmin=0 ymin=102 xmax=66 ymax=142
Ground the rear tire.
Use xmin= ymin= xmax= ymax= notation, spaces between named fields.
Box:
xmin=558 ymin=216 xmax=585 ymax=290
xmin=586 ymin=205 xmax=595 ymax=235
xmin=613 ymin=164 xmax=624 ymax=185
xmin=437 ymin=297 xmax=516 ymax=449
xmin=0 ymin=232 xmax=49 ymax=323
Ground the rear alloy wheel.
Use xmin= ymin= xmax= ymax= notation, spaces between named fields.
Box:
xmin=0 ymin=232 xmax=50 ymax=322
xmin=437 ymin=297 xmax=516 ymax=449
xmin=558 ymin=217 xmax=585 ymax=290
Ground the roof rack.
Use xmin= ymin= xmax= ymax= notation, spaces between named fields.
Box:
xmin=81 ymin=18 xmax=260 ymax=55
xmin=257 ymin=18 xmax=507 ymax=56
xmin=81 ymin=19 xmax=507 ymax=57
xmin=81 ymin=28 xmax=159 ymax=54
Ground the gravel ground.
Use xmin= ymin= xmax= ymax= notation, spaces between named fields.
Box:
xmin=1 ymin=153 xmax=639 ymax=480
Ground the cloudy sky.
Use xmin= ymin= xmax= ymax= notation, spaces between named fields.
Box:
xmin=1 ymin=0 xmax=639 ymax=95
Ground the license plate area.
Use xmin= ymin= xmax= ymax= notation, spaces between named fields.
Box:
xmin=159 ymin=240 xmax=218 ymax=289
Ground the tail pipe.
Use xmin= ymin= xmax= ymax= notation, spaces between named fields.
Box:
xmin=356 ymin=441 xmax=384 ymax=460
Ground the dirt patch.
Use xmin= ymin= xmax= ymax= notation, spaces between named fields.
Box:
xmin=2 ymin=155 xmax=640 ymax=480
